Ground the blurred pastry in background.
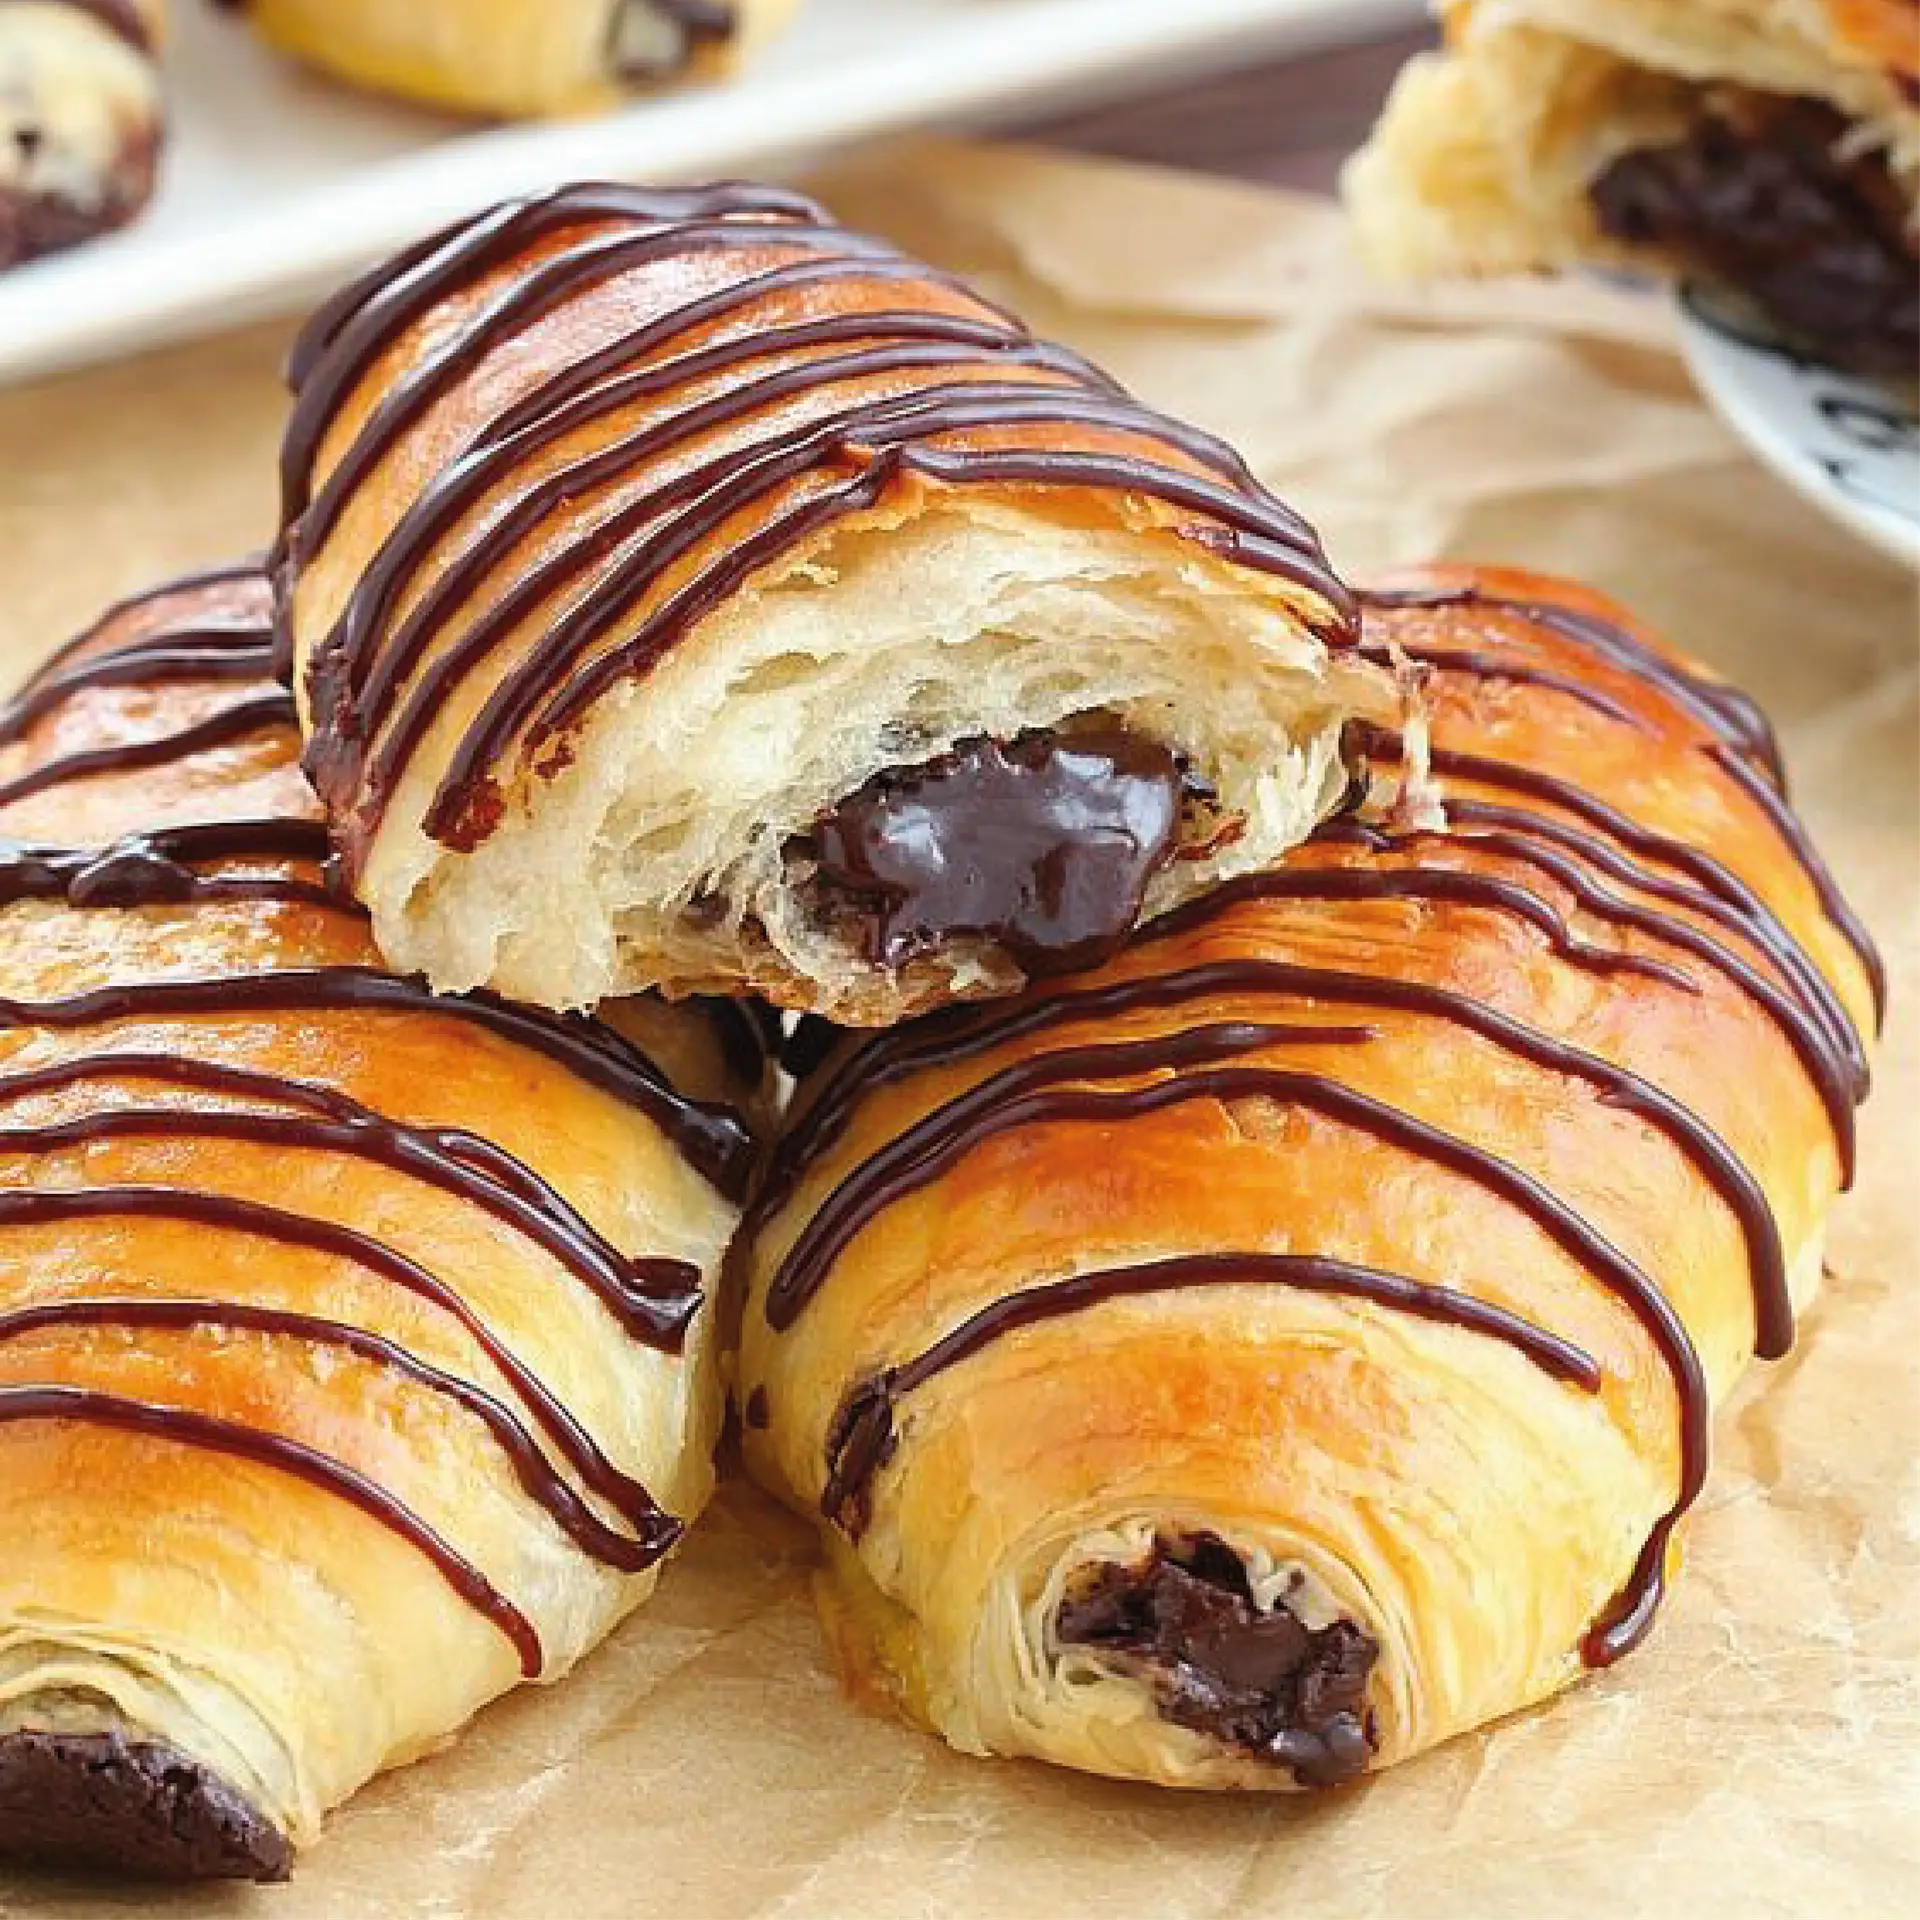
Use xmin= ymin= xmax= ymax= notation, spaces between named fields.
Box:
xmin=1344 ymin=1 xmax=1919 ymax=380
xmin=0 ymin=0 xmax=164 ymax=270
xmin=219 ymin=0 xmax=803 ymax=120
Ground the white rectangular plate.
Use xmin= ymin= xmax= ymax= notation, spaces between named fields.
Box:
xmin=0 ymin=0 xmax=1419 ymax=383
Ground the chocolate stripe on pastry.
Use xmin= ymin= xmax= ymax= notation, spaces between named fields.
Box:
xmin=0 ymin=1384 xmax=547 ymax=1675
xmin=820 ymin=1252 xmax=1607 ymax=1536
xmin=0 ymin=567 xmax=754 ymax=1876
xmin=736 ymin=565 xmax=1876 ymax=1791
xmin=274 ymin=180 xmax=1393 ymax=1024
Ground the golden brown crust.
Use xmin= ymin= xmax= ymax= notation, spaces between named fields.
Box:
xmin=735 ymin=563 xmax=1876 ymax=1789
xmin=231 ymin=0 xmax=800 ymax=119
xmin=0 ymin=567 xmax=753 ymax=1875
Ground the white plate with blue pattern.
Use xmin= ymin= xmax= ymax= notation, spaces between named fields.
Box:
xmin=1676 ymin=286 xmax=1919 ymax=571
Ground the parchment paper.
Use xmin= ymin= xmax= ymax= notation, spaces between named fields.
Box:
xmin=0 ymin=138 xmax=1914 ymax=1920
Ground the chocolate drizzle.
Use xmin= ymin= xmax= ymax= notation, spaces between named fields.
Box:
xmin=1416 ymin=741 xmax=1878 ymax=1081
xmin=753 ymin=581 xmax=1876 ymax=1689
xmin=0 ymin=818 xmax=342 ymax=915
xmin=0 ymin=572 xmax=755 ymax=1675
xmin=1151 ymin=843 xmax=1863 ymax=1187
xmin=0 ymin=620 xmax=275 ymax=748
xmin=0 ymin=1056 xmax=702 ymax=1345
xmin=0 ymin=1385 xmax=543 ymax=1676
xmin=0 ymin=1293 xmax=678 ymax=1579
xmin=316 ymin=323 xmax=1111 ymax=832
xmin=0 ymin=969 xmax=750 ymax=1200
xmin=1363 ymin=585 xmax=1880 ymax=1021
xmin=275 ymin=181 xmax=1352 ymax=869
xmin=1364 ymin=586 xmax=1788 ymax=786
xmin=754 ymin=954 xmax=1787 ymax=1356
xmin=820 ymin=1252 xmax=1604 ymax=1534
xmin=0 ymin=691 xmax=294 ymax=809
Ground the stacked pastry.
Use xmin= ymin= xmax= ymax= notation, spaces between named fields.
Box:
xmin=0 ymin=181 xmax=1881 ymax=1877
xmin=271 ymin=180 xmax=1393 ymax=1022
xmin=1344 ymin=0 xmax=1920 ymax=378
xmin=0 ymin=0 xmax=164 ymax=269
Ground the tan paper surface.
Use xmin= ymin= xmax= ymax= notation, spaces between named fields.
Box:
xmin=0 ymin=137 xmax=1915 ymax=1920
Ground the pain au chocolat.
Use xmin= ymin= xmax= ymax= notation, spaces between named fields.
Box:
xmin=0 ymin=567 xmax=764 ymax=1880
xmin=1343 ymin=1 xmax=1919 ymax=379
xmin=0 ymin=0 xmax=164 ymax=271
xmin=273 ymin=181 xmax=1403 ymax=1027
xmin=735 ymin=566 xmax=1879 ymax=1792
xmin=217 ymin=0 xmax=802 ymax=120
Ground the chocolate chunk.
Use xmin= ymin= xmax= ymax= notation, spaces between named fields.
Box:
xmin=1054 ymin=1532 xmax=1378 ymax=1788
xmin=1590 ymin=96 xmax=1919 ymax=377
xmin=0 ymin=1729 xmax=292 ymax=1882
xmin=802 ymin=726 xmax=1188 ymax=977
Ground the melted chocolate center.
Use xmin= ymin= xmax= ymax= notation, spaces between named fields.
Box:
xmin=1054 ymin=1533 xmax=1378 ymax=1788
xmin=1590 ymin=96 xmax=1919 ymax=377
xmin=802 ymin=726 xmax=1186 ymax=976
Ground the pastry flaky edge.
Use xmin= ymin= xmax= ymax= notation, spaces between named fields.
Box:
xmin=227 ymin=0 xmax=803 ymax=119
xmin=734 ymin=563 xmax=1881 ymax=1793
xmin=0 ymin=566 xmax=767 ymax=1880
xmin=1342 ymin=0 xmax=1920 ymax=278
xmin=276 ymin=180 xmax=1408 ymax=1029
xmin=0 ymin=0 xmax=165 ymax=271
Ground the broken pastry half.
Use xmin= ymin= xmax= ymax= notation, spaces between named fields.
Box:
xmin=219 ymin=0 xmax=802 ymax=120
xmin=1344 ymin=1 xmax=1919 ymax=379
xmin=275 ymin=179 xmax=1403 ymax=1025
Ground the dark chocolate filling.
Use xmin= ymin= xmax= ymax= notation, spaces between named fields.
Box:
xmin=799 ymin=725 xmax=1190 ymax=977
xmin=1590 ymin=95 xmax=1919 ymax=378
xmin=0 ymin=1729 xmax=291 ymax=1882
xmin=1053 ymin=1533 xmax=1378 ymax=1788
